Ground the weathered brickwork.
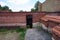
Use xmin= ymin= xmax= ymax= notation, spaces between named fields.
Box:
xmin=41 ymin=0 xmax=60 ymax=12
xmin=0 ymin=12 xmax=60 ymax=40
xmin=0 ymin=12 xmax=45 ymax=27
xmin=40 ymin=14 xmax=60 ymax=40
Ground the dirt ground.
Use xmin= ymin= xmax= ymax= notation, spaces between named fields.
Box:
xmin=0 ymin=32 xmax=20 ymax=40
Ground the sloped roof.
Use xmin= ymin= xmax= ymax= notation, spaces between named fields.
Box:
xmin=40 ymin=15 xmax=60 ymax=23
xmin=40 ymin=16 xmax=48 ymax=21
xmin=47 ymin=15 xmax=60 ymax=23
xmin=52 ymin=26 xmax=60 ymax=37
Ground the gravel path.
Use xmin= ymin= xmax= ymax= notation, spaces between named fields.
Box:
xmin=25 ymin=28 xmax=52 ymax=40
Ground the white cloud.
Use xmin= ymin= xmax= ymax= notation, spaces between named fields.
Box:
xmin=0 ymin=2 xmax=6 ymax=6
xmin=39 ymin=0 xmax=46 ymax=3
xmin=8 ymin=0 xmax=30 ymax=5
xmin=9 ymin=5 xmax=33 ymax=12
xmin=0 ymin=0 xmax=46 ymax=12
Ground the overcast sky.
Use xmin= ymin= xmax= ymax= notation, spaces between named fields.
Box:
xmin=0 ymin=0 xmax=45 ymax=12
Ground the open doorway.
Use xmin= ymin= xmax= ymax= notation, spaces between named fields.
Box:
xmin=26 ymin=15 xmax=33 ymax=28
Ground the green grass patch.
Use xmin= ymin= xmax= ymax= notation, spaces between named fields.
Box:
xmin=0 ymin=29 xmax=8 ymax=32
xmin=15 ymin=28 xmax=26 ymax=33
xmin=19 ymin=31 xmax=26 ymax=40
xmin=15 ymin=28 xmax=26 ymax=40
xmin=0 ymin=28 xmax=27 ymax=40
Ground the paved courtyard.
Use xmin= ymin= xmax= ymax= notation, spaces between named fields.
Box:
xmin=25 ymin=28 xmax=52 ymax=40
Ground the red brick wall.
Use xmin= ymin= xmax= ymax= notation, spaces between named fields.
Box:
xmin=0 ymin=15 xmax=26 ymax=24
xmin=48 ymin=21 xmax=58 ymax=28
xmin=0 ymin=12 xmax=45 ymax=26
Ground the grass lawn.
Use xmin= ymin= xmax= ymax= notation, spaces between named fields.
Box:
xmin=0 ymin=28 xmax=27 ymax=40
xmin=15 ymin=28 xmax=26 ymax=40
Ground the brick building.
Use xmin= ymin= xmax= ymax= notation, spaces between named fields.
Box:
xmin=38 ymin=0 xmax=60 ymax=12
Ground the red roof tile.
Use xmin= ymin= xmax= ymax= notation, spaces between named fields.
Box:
xmin=40 ymin=16 xmax=48 ymax=21
xmin=52 ymin=26 xmax=60 ymax=37
xmin=40 ymin=15 xmax=60 ymax=23
xmin=46 ymin=15 xmax=60 ymax=23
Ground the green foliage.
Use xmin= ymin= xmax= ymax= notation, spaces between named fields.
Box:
xmin=15 ymin=28 xmax=26 ymax=40
xmin=0 ymin=5 xmax=2 ymax=10
xmin=20 ymin=31 xmax=26 ymax=40
xmin=0 ymin=5 xmax=12 ymax=11
xmin=20 ymin=10 xmax=24 ymax=12
xmin=35 ymin=1 xmax=40 ymax=11
xmin=31 ymin=8 xmax=36 ymax=12
xmin=0 ymin=28 xmax=26 ymax=33
xmin=31 ymin=1 xmax=40 ymax=12
xmin=9 ymin=9 xmax=12 ymax=12
xmin=2 ymin=6 xmax=9 ymax=10
xmin=0 ymin=28 xmax=26 ymax=40
xmin=15 ymin=28 xmax=26 ymax=33
xmin=0 ymin=29 xmax=8 ymax=32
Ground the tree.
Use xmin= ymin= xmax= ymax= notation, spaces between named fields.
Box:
xmin=31 ymin=1 xmax=40 ymax=12
xmin=0 ymin=5 xmax=2 ymax=10
xmin=20 ymin=10 xmax=24 ymax=12
xmin=35 ymin=1 xmax=40 ymax=11
xmin=9 ymin=9 xmax=12 ymax=12
xmin=31 ymin=8 xmax=36 ymax=12
xmin=2 ymin=6 xmax=9 ymax=10
xmin=0 ymin=5 xmax=12 ymax=12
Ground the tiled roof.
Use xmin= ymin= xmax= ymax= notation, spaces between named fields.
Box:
xmin=52 ymin=26 xmax=60 ymax=37
xmin=40 ymin=16 xmax=48 ymax=21
xmin=40 ymin=15 xmax=60 ymax=40
xmin=40 ymin=15 xmax=60 ymax=23
xmin=46 ymin=15 xmax=60 ymax=23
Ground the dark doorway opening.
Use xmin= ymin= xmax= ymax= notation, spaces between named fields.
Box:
xmin=26 ymin=15 xmax=33 ymax=28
